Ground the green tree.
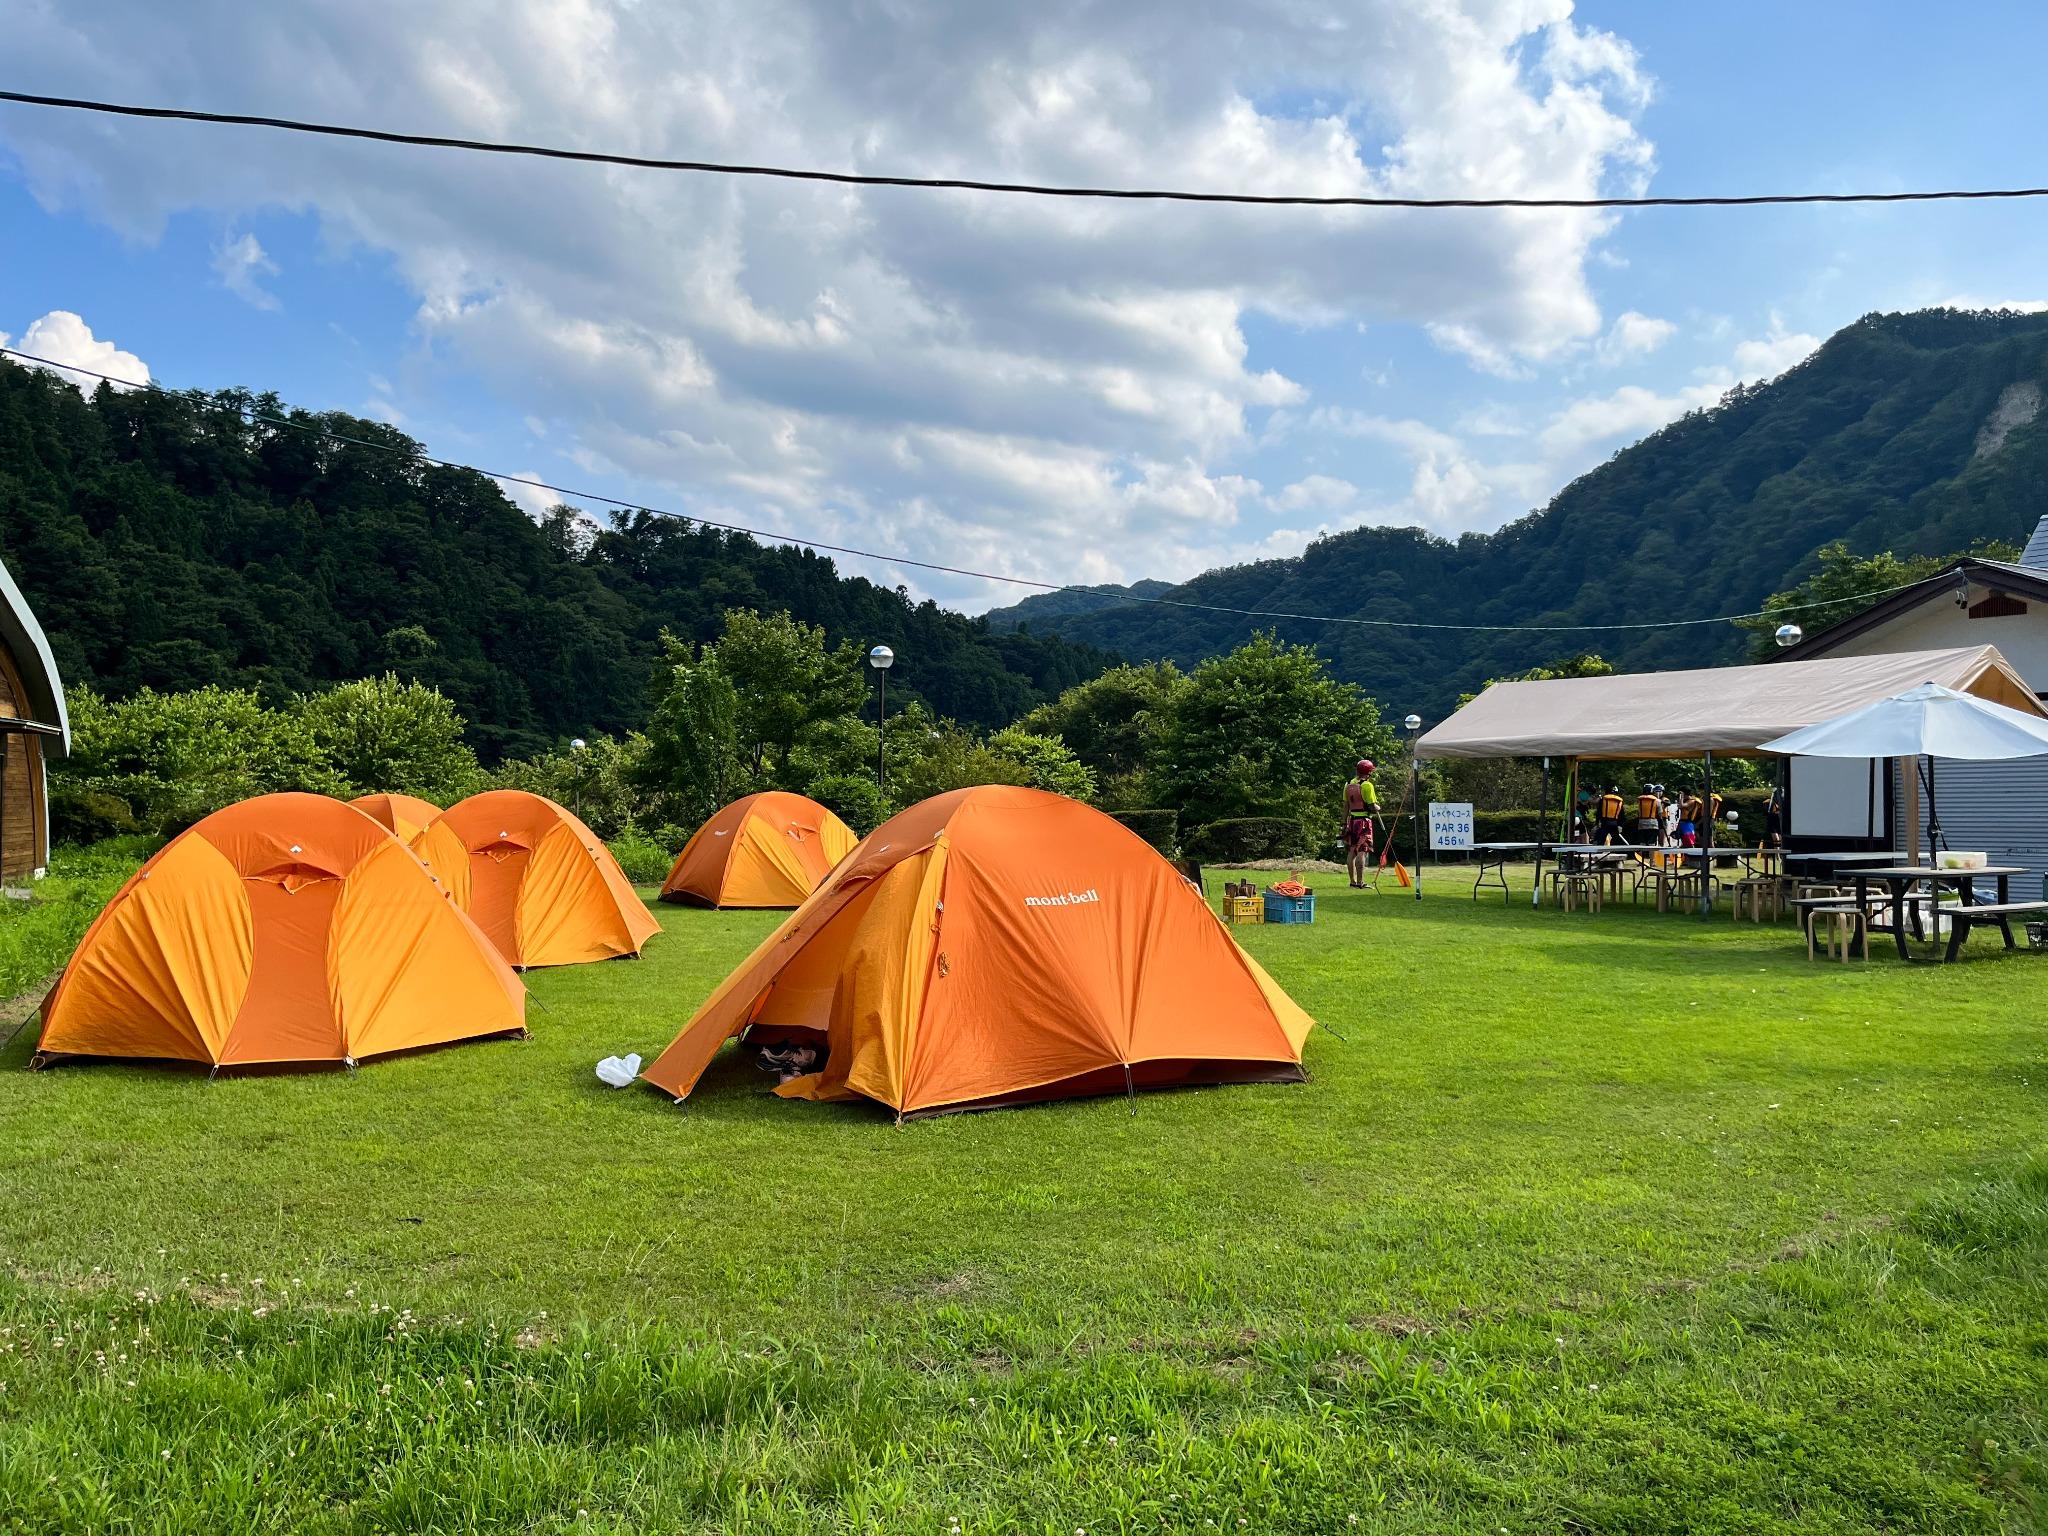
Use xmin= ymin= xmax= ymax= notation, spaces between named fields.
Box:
xmin=293 ymin=674 xmax=481 ymax=803
xmin=714 ymin=609 xmax=866 ymax=776
xmin=1152 ymin=633 xmax=1394 ymax=843
xmin=985 ymin=728 xmax=1097 ymax=800
xmin=59 ymin=683 xmax=345 ymax=833
xmin=494 ymin=733 xmax=652 ymax=840
xmin=1737 ymin=539 xmax=2019 ymax=659
xmin=888 ymin=723 xmax=1032 ymax=807
xmin=1020 ymin=661 xmax=1186 ymax=779
xmin=640 ymin=632 xmax=745 ymax=827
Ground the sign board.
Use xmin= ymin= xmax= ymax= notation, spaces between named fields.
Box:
xmin=1428 ymin=802 xmax=1474 ymax=851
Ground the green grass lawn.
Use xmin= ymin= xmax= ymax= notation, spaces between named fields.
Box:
xmin=1 ymin=865 xmax=2044 ymax=1533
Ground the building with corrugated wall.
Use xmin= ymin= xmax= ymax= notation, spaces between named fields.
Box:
xmin=1773 ymin=516 xmax=2048 ymax=893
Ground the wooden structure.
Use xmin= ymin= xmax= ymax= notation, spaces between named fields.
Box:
xmin=0 ymin=556 xmax=69 ymax=889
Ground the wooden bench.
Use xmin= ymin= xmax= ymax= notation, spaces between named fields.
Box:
xmin=1942 ymin=900 xmax=2048 ymax=962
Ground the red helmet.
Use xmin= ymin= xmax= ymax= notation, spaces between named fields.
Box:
xmin=1356 ymin=759 xmax=1375 ymax=776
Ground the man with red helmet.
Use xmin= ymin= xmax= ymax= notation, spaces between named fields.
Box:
xmin=1343 ymin=758 xmax=1380 ymax=888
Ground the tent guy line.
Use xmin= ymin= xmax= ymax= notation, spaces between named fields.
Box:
xmin=8 ymin=89 xmax=2048 ymax=211
xmin=0 ymin=343 xmax=1929 ymax=636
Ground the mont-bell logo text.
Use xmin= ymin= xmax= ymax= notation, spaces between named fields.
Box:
xmin=1024 ymin=887 xmax=1100 ymax=910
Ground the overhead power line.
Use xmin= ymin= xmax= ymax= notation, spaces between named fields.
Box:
xmin=5 ymin=89 xmax=2048 ymax=211
xmin=0 ymin=343 xmax=1920 ymax=634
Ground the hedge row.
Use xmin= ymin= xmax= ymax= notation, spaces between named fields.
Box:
xmin=1182 ymin=817 xmax=1309 ymax=862
xmin=1470 ymin=791 xmax=1775 ymax=848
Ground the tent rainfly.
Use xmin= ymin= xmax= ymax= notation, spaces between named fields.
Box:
xmin=34 ymin=794 xmax=524 ymax=1071
xmin=1415 ymin=645 xmax=2043 ymax=762
xmin=660 ymin=792 xmax=858 ymax=909
xmin=643 ymin=786 xmax=1314 ymax=1117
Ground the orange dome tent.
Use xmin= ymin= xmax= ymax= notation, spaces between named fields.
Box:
xmin=643 ymin=786 xmax=1313 ymax=1117
xmin=417 ymin=790 xmax=659 ymax=969
xmin=660 ymin=792 xmax=858 ymax=909
xmin=349 ymin=792 xmax=443 ymax=845
xmin=34 ymin=794 xmax=523 ymax=1071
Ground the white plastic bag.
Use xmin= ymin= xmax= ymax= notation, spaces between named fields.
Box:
xmin=594 ymin=1052 xmax=642 ymax=1088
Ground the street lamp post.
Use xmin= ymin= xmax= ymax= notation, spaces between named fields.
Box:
xmin=869 ymin=646 xmax=895 ymax=798
xmin=569 ymin=737 xmax=587 ymax=821
xmin=1403 ymin=714 xmax=1423 ymax=901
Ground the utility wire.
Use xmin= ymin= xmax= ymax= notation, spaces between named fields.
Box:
xmin=0 ymin=343 xmax=1924 ymax=634
xmin=5 ymin=89 xmax=2048 ymax=211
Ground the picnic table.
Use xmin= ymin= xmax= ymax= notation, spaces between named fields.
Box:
xmin=1469 ymin=842 xmax=1541 ymax=903
xmin=1846 ymin=864 xmax=2030 ymax=962
xmin=1782 ymin=849 xmax=1907 ymax=879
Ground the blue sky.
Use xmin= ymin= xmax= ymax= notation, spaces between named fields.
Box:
xmin=3 ymin=1 xmax=2045 ymax=610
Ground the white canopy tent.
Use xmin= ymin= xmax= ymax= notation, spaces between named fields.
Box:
xmin=1415 ymin=645 xmax=2041 ymax=762
xmin=1757 ymin=681 xmax=2048 ymax=760
xmin=1758 ymin=681 xmax=2048 ymax=864
xmin=1413 ymin=645 xmax=2046 ymax=911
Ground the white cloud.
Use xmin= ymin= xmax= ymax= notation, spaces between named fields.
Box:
xmin=1270 ymin=474 xmax=1358 ymax=514
xmin=212 ymin=231 xmax=280 ymax=310
xmin=1540 ymin=379 xmax=1722 ymax=456
xmin=495 ymin=471 xmax=560 ymax=520
xmin=0 ymin=310 xmax=150 ymax=390
xmin=1594 ymin=309 xmax=1675 ymax=366
xmin=1730 ymin=314 xmax=1821 ymax=383
xmin=0 ymin=0 xmax=1658 ymax=603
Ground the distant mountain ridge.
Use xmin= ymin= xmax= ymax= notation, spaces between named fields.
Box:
xmin=990 ymin=578 xmax=1177 ymax=627
xmin=0 ymin=361 xmax=1112 ymax=758
xmin=984 ymin=308 xmax=2048 ymax=718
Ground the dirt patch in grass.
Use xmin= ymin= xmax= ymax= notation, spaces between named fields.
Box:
xmin=1355 ymin=1312 xmax=1432 ymax=1338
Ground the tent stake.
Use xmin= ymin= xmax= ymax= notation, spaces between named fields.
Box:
xmin=1123 ymin=1062 xmax=1137 ymax=1116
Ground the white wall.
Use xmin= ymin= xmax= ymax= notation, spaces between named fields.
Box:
xmin=1832 ymin=585 xmax=2048 ymax=687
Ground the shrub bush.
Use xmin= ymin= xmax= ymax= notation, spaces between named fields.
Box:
xmin=804 ymin=772 xmax=888 ymax=835
xmin=1184 ymin=817 xmax=1307 ymax=862
xmin=1718 ymin=785 xmax=1772 ymax=834
xmin=1473 ymin=809 xmax=1548 ymax=844
xmin=1464 ymin=792 xmax=1771 ymax=849
xmin=50 ymin=786 xmax=139 ymax=846
xmin=607 ymin=830 xmax=675 ymax=885
xmin=1108 ymin=809 xmax=1177 ymax=854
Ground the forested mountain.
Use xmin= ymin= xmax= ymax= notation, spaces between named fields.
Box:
xmin=0 ymin=361 xmax=1111 ymax=758
xmin=987 ymin=308 xmax=2048 ymax=718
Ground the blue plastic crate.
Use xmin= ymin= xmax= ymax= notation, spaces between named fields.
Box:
xmin=1263 ymin=892 xmax=1316 ymax=924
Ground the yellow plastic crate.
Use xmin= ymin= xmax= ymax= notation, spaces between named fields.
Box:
xmin=1222 ymin=895 xmax=1265 ymax=924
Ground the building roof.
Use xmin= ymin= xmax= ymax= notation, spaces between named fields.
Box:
xmin=0 ymin=554 xmax=68 ymax=754
xmin=1415 ymin=644 xmax=2042 ymax=761
xmin=2023 ymin=514 xmax=2048 ymax=570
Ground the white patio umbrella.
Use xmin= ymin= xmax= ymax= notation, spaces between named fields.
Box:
xmin=1759 ymin=682 xmax=2048 ymax=862
xmin=1758 ymin=681 xmax=2048 ymax=760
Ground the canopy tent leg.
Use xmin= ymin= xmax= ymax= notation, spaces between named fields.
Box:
xmin=1534 ymin=756 xmax=1551 ymax=908
xmin=1410 ymin=753 xmax=1424 ymax=902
